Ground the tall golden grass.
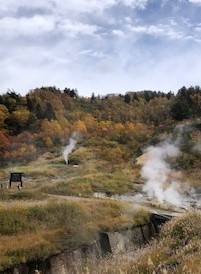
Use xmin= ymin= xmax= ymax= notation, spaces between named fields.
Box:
xmin=82 ymin=211 xmax=201 ymax=274
xmin=0 ymin=199 xmax=148 ymax=272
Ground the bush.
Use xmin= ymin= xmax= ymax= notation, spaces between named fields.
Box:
xmin=99 ymin=211 xmax=201 ymax=274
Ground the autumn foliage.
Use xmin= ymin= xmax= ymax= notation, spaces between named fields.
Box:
xmin=0 ymin=86 xmax=200 ymax=164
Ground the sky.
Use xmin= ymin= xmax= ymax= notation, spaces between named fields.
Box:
xmin=1 ymin=0 xmax=201 ymax=96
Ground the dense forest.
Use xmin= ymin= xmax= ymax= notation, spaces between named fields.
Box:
xmin=0 ymin=86 xmax=200 ymax=165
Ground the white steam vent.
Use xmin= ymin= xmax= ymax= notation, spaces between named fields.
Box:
xmin=141 ymin=142 xmax=184 ymax=207
xmin=139 ymin=122 xmax=201 ymax=208
xmin=63 ymin=132 xmax=78 ymax=164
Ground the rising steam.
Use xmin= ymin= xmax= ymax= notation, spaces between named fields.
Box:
xmin=141 ymin=141 xmax=184 ymax=207
xmin=63 ymin=132 xmax=78 ymax=164
xmin=141 ymin=124 xmax=193 ymax=207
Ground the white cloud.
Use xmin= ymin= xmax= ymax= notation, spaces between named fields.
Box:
xmin=0 ymin=16 xmax=55 ymax=38
xmin=0 ymin=1 xmax=49 ymax=14
xmin=0 ymin=0 xmax=149 ymax=16
xmin=80 ymin=49 xmax=107 ymax=58
xmin=0 ymin=0 xmax=201 ymax=96
xmin=189 ymin=0 xmax=201 ymax=4
xmin=0 ymin=15 xmax=99 ymax=39
xmin=121 ymin=0 xmax=149 ymax=8
xmin=59 ymin=20 xmax=99 ymax=37
xmin=128 ymin=23 xmax=184 ymax=40
xmin=0 ymin=0 xmax=148 ymax=40
xmin=112 ymin=29 xmax=126 ymax=37
xmin=112 ymin=22 xmax=185 ymax=41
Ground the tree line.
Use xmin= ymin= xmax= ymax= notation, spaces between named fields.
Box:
xmin=0 ymin=85 xmax=200 ymax=164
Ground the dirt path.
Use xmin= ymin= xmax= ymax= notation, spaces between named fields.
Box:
xmin=47 ymin=193 xmax=182 ymax=217
xmin=47 ymin=194 xmax=95 ymax=202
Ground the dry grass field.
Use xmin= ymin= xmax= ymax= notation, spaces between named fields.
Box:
xmin=0 ymin=129 xmax=200 ymax=273
xmin=0 ymin=149 xmax=150 ymax=272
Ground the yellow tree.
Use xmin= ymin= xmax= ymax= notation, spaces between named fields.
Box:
xmin=73 ymin=120 xmax=87 ymax=135
xmin=83 ymin=114 xmax=97 ymax=134
xmin=40 ymin=119 xmax=64 ymax=145
xmin=10 ymin=109 xmax=31 ymax=128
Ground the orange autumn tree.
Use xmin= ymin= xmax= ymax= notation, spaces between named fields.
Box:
xmin=73 ymin=120 xmax=87 ymax=135
xmin=0 ymin=131 xmax=10 ymax=163
xmin=83 ymin=114 xmax=97 ymax=135
xmin=40 ymin=119 xmax=64 ymax=146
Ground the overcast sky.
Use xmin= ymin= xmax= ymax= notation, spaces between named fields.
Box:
xmin=1 ymin=0 xmax=201 ymax=96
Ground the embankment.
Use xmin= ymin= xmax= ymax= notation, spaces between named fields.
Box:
xmin=2 ymin=213 xmax=171 ymax=274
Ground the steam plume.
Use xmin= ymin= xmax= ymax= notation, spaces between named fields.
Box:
xmin=141 ymin=123 xmax=192 ymax=207
xmin=63 ymin=132 xmax=78 ymax=164
xmin=141 ymin=141 xmax=184 ymax=207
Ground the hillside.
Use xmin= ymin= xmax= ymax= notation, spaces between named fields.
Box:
xmin=0 ymin=86 xmax=201 ymax=273
xmin=0 ymin=86 xmax=201 ymax=196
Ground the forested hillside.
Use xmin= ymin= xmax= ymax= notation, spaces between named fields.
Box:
xmin=0 ymin=86 xmax=200 ymax=273
xmin=0 ymin=86 xmax=200 ymax=165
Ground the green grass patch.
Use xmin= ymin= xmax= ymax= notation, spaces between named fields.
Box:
xmin=42 ymin=170 xmax=136 ymax=197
